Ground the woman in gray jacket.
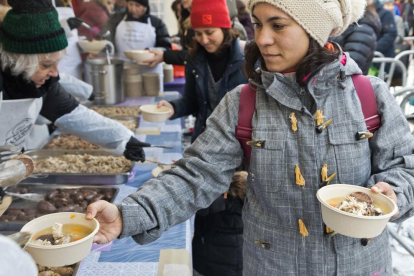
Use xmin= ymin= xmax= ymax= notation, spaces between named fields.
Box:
xmin=87 ymin=0 xmax=414 ymax=275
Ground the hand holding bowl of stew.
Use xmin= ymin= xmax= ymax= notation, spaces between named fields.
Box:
xmin=316 ymin=184 xmax=397 ymax=238
xmin=21 ymin=212 xmax=99 ymax=267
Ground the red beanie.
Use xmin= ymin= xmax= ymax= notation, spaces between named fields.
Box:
xmin=190 ymin=0 xmax=232 ymax=29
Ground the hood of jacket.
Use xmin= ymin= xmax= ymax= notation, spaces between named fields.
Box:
xmin=255 ymin=51 xmax=362 ymax=98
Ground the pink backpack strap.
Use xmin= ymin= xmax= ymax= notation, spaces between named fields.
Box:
xmin=236 ymin=83 xmax=256 ymax=167
xmin=351 ymin=75 xmax=381 ymax=132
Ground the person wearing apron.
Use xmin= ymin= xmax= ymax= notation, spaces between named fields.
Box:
xmin=52 ymin=0 xmax=83 ymax=79
xmin=0 ymin=0 xmax=148 ymax=162
xmin=102 ymin=0 xmax=172 ymax=93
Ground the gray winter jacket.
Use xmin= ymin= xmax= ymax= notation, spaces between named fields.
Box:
xmin=116 ymin=53 xmax=414 ymax=275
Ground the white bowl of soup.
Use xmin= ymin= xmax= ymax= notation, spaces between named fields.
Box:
xmin=316 ymin=184 xmax=397 ymax=238
xmin=140 ymin=105 xmax=171 ymax=123
xmin=77 ymin=40 xmax=108 ymax=54
xmin=21 ymin=212 xmax=99 ymax=267
xmin=124 ymin=50 xmax=155 ymax=64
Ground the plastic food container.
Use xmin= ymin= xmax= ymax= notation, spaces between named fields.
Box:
xmin=140 ymin=105 xmax=171 ymax=123
xmin=21 ymin=212 xmax=99 ymax=267
xmin=316 ymin=184 xmax=397 ymax=238
xmin=123 ymin=50 xmax=155 ymax=64
xmin=77 ymin=40 xmax=108 ymax=54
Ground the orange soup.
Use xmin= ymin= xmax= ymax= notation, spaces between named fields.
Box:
xmin=32 ymin=224 xmax=92 ymax=244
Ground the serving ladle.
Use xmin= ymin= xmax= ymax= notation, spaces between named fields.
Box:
xmin=7 ymin=232 xmax=32 ymax=249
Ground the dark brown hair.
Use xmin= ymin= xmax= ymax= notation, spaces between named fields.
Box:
xmin=228 ymin=171 xmax=248 ymax=201
xmin=244 ymin=36 xmax=340 ymax=86
xmin=189 ymin=28 xmax=240 ymax=59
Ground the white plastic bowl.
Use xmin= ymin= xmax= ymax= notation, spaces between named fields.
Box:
xmin=77 ymin=40 xmax=108 ymax=54
xmin=317 ymin=184 xmax=397 ymax=238
xmin=21 ymin=212 xmax=99 ymax=267
xmin=140 ymin=105 xmax=171 ymax=123
xmin=124 ymin=50 xmax=155 ymax=64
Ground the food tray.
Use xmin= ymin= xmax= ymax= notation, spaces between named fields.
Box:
xmin=43 ymin=117 xmax=140 ymax=150
xmin=107 ymin=116 xmax=140 ymax=131
xmin=89 ymin=105 xmax=141 ymax=117
xmin=20 ymin=150 xmax=134 ymax=185
xmin=0 ymin=183 xmax=119 ymax=232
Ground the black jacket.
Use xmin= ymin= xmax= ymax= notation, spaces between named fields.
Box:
xmin=403 ymin=2 xmax=414 ymax=28
xmin=374 ymin=0 xmax=398 ymax=58
xmin=1 ymin=71 xmax=79 ymax=123
xmin=330 ymin=16 xmax=381 ymax=75
xmin=193 ymin=195 xmax=244 ymax=276
xmin=169 ymin=39 xmax=247 ymax=142
xmin=102 ymin=10 xmax=172 ymax=51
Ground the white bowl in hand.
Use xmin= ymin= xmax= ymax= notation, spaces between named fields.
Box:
xmin=21 ymin=212 xmax=99 ymax=267
xmin=140 ymin=105 xmax=171 ymax=123
xmin=124 ymin=50 xmax=155 ymax=64
xmin=77 ymin=40 xmax=108 ymax=54
xmin=316 ymin=184 xmax=397 ymax=238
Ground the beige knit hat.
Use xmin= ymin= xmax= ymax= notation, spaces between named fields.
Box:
xmin=247 ymin=0 xmax=366 ymax=47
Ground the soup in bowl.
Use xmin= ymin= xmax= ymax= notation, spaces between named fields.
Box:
xmin=316 ymin=184 xmax=397 ymax=238
xmin=21 ymin=212 xmax=99 ymax=267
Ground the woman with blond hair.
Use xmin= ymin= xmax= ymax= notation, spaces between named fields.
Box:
xmin=88 ymin=0 xmax=414 ymax=274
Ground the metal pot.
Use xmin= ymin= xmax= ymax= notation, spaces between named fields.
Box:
xmin=84 ymin=59 xmax=124 ymax=105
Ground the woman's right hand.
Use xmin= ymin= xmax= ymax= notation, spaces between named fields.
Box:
xmin=157 ymin=100 xmax=175 ymax=118
xmin=86 ymin=200 xmax=123 ymax=244
xmin=143 ymin=49 xmax=164 ymax=68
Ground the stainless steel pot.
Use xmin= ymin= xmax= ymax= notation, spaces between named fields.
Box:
xmin=84 ymin=59 xmax=124 ymax=105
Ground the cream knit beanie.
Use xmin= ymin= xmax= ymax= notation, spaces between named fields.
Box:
xmin=247 ymin=0 xmax=366 ymax=47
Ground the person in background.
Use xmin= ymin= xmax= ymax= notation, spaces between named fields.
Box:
xmin=101 ymin=0 xmax=171 ymax=59
xmin=402 ymin=0 xmax=414 ymax=35
xmin=50 ymin=0 xmax=84 ymax=80
xmin=193 ymin=171 xmax=247 ymax=276
xmin=330 ymin=0 xmax=381 ymax=75
xmin=113 ymin=0 xmax=126 ymax=12
xmin=86 ymin=0 xmax=414 ymax=275
xmin=77 ymin=0 xmax=114 ymax=38
xmin=144 ymin=0 xmax=247 ymax=68
xmin=0 ymin=0 xmax=147 ymax=161
xmin=226 ymin=0 xmax=248 ymax=41
xmin=383 ymin=0 xmax=406 ymax=44
xmin=395 ymin=0 xmax=403 ymax=13
xmin=157 ymin=0 xmax=247 ymax=142
xmin=236 ymin=0 xmax=254 ymax=40
xmin=170 ymin=0 xmax=182 ymax=44
xmin=171 ymin=0 xmax=182 ymax=20
xmin=374 ymin=0 xmax=398 ymax=57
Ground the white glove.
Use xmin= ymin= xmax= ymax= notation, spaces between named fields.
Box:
xmin=55 ymin=105 xmax=134 ymax=155
xmin=0 ymin=235 xmax=37 ymax=276
xmin=59 ymin=73 xmax=93 ymax=101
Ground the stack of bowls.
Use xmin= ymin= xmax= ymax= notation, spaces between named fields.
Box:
xmin=163 ymin=63 xmax=174 ymax=83
xmin=123 ymin=65 xmax=143 ymax=98
xmin=143 ymin=73 xmax=161 ymax=96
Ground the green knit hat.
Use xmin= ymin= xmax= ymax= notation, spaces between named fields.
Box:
xmin=0 ymin=0 xmax=68 ymax=54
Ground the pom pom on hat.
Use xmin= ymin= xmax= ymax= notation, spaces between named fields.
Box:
xmin=331 ymin=0 xmax=367 ymax=37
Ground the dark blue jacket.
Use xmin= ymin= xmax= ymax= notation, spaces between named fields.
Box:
xmin=374 ymin=0 xmax=398 ymax=58
xmin=169 ymin=38 xmax=247 ymax=142
xmin=330 ymin=15 xmax=382 ymax=75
